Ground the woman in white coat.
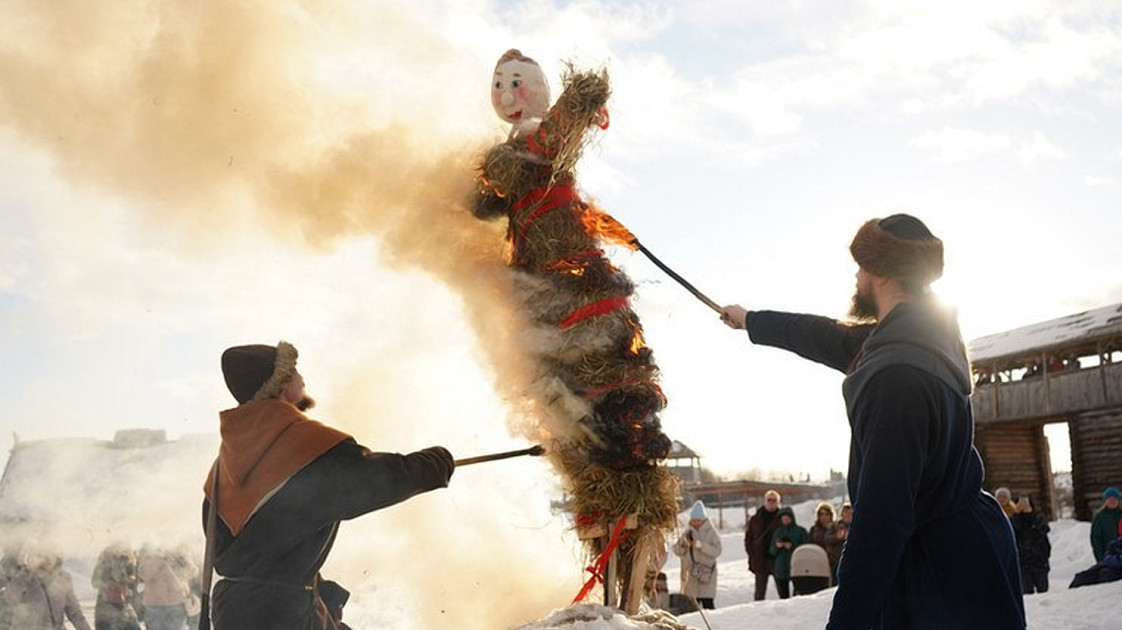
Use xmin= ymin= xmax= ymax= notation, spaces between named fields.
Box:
xmin=672 ymin=500 xmax=723 ymax=609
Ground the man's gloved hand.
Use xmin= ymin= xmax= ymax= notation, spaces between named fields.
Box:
xmin=719 ymin=305 xmax=749 ymax=330
xmin=424 ymin=446 xmax=456 ymax=484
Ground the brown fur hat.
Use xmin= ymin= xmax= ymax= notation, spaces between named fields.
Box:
xmin=849 ymin=213 xmax=943 ymax=289
xmin=221 ymin=341 xmax=298 ymax=404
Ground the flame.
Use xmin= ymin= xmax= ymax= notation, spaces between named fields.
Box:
xmin=580 ymin=203 xmax=639 ymax=250
xmin=476 ymin=173 xmax=506 ymax=198
xmin=626 ymin=316 xmax=648 ymax=355
xmin=545 ymin=257 xmax=589 ymax=276
xmin=629 ymin=330 xmax=646 ymax=355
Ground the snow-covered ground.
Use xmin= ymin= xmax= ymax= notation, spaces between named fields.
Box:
xmin=469 ymin=498 xmax=1120 ymax=630
xmin=12 ymin=478 xmax=1119 ymax=629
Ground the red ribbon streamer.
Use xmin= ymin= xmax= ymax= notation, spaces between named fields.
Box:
xmin=512 ymin=185 xmax=578 ymax=265
xmin=559 ymin=296 xmax=629 ymax=331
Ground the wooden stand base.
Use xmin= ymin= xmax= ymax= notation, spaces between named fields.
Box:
xmin=576 ymin=514 xmax=651 ymax=614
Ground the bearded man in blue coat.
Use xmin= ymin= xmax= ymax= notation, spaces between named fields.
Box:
xmin=719 ymin=214 xmax=1025 ymax=630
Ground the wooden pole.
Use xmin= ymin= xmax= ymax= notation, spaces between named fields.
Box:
xmin=454 ymin=444 xmax=544 ymax=467
xmin=634 ymin=244 xmax=720 ymax=313
xmin=622 ymin=535 xmax=650 ymax=615
xmin=605 ymin=541 xmax=617 ymax=607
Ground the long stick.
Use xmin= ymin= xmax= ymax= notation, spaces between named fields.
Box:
xmin=635 ymin=244 xmax=721 ymax=313
xmin=454 ymin=444 xmax=545 ymax=467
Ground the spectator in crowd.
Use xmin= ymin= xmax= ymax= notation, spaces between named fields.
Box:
xmin=1011 ymin=497 xmax=1051 ymax=594
xmin=809 ymin=503 xmax=841 ymax=580
xmin=769 ymin=507 xmax=809 ymax=600
xmin=994 ymin=487 xmax=1017 ymax=518
xmin=0 ymin=547 xmax=18 ymax=625
xmin=91 ymin=544 xmax=140 ymax=630
xmin=1091 ymin=487 xmax=1122 ymax=562
xmin=744 ymin=490 xmax=783 ymax=601
xmin=672 ymin=501 xmax=722 ymax=609
xmin=138 ymin=546 xmax=194 ymax=630
xmin=0 ymin=542 xmax=91 ymax=630
xmin=807 ymin=500 xmax=843 ymax=579
xmin=168 ymin=546 xmax=201 ymax=630
xmin=1069 ymin=535 xmax=1122 ymax=589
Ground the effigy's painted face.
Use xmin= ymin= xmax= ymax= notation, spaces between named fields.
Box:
xmin=491 ymin=59 xmax=550 ymax=124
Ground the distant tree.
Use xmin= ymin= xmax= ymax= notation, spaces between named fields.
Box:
xmin=699 ymin=467 xmax=723 ymax=483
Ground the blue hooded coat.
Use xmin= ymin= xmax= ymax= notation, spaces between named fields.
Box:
xmin=747 ymin=298 xmax=1025 ymax=630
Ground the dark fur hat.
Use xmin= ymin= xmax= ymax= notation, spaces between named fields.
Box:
xmin=849 ymin=214 xmax=943 ymax=290
xmin=221 ymin=341 xmax=298 ymax=405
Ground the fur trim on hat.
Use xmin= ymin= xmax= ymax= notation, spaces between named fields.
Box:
xmin=252 ymin=341 xmax=298 ymax=401
xmin=850 ymin=218 xmax=943 ymax=288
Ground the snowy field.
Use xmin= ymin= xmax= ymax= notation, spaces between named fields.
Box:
xmin=40 ymin=497 xmax=1122 ymax=629
xmin=423 ymin=498 xmax=1120 ymax=630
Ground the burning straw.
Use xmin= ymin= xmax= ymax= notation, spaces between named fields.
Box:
xmin=581 ymin=205 xmax=721 ymax=313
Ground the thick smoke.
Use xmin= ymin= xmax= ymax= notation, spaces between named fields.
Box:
xmin=0 ymin=1 xmax=591 ymax=627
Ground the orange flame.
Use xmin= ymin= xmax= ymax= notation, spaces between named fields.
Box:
xmin=580 ymin=203 xmax=639 ymax=251
xmin=629 ymin=330 xmax=647 ymax=355
xmin=626 ymin=316 xmax=648 ymax=355
xmin=476 ymin=173 xmax=506 ymax=198
xmin=544 ymin=257 xmax=589 ymax=276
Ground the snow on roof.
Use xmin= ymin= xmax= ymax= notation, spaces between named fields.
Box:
xmin=666 ymin=440 xmax=700 ymax=460
xmin=968 ymin=302 xmax=1122 ymax=363
xmin=0 ymin=432 xmax=217 ymax=546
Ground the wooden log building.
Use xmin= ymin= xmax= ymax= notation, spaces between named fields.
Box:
xmin=969 ymin=302 xmax=1122 ymax=521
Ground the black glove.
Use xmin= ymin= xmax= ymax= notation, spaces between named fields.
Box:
xmin=422 ymin=446 xmax=455 ymax=484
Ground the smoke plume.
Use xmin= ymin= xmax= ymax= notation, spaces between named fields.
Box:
xmin=0 ymin=1 xmax=593 ymax=626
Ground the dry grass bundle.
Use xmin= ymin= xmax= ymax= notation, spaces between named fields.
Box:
xmin=559 ymin=452 xmax=680 ymax=530
xmin=548 ymin=64 xmax=610 ymax=179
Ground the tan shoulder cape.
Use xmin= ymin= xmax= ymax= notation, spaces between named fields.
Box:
xmin=203 ymin=399 xmax=350 ymax=536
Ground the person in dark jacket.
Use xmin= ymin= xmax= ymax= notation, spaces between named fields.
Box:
xmin=768 ymin=507 xmax=809 ymax=599
xmin=719 ymin=214 xmax=1025 ymax=630
xmin=91 ymin=545 xmax=140 ymax=630
xmin=1090 ymin=486 xmax=1122 ymax=563
xmin=744 ymin=490 xmax=783 ymax=600
xmin=203 ymin=341 xmax=455 ymax=630
xmin=809 ymin=502 xmax=841 ymax=580
xmin=1010 ymin=496 xmax=1050 ymax=594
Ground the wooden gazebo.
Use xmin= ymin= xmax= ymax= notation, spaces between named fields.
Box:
xmin=663 ymin=439 xmax=702 ymax=484
xmin=969 ymin=302 xmax=1122 ymax=521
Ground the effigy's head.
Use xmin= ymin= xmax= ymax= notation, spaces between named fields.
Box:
xmin=491 ymin=49 xmax=550 ymax=125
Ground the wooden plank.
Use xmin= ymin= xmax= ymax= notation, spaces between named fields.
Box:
xmin=622 ymin=536 xmax=650 ymax=615
xmin=577 ymin=514 xmax=640 ymax=540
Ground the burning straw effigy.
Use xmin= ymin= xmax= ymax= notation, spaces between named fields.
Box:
xmin=472 ymin=49 xmax=679 ymax=609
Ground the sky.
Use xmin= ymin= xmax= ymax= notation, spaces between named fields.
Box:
xmin=2 ymin=0 xmax=1121 ymax=484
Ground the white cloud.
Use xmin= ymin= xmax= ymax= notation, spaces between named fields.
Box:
xmin=910 ymin=127 xmax=1012 ymax=163
xmin=1018 ymin=131 xmax=1066 ymax=167
xmin=1084 ymin=175 xmax=1117 ymax=187
xmin=666 ymin=0 xmax=1122 ymax=137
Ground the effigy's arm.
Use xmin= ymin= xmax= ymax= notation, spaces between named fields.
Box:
xmin=528 ymin=65 xmax=610 ymax=174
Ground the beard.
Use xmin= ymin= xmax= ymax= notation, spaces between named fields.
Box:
xmin=848 ymin=289 xmax=878 ymax=323
xmin=296 ymin=395 xmax=316 ymax=412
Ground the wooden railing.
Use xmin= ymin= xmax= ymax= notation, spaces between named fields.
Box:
xmin=973 ymin=363 xmax=1122 ymax=423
